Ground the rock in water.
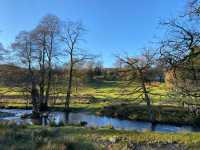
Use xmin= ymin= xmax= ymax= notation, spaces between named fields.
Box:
xmin=80 ymin=121 xmax=87 ymax=126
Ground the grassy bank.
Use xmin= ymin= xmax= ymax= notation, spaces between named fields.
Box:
xmin=0 ymin=123 xmax=200 ymax=150
xmin=99 ymin=104 xmax=196 ymax=126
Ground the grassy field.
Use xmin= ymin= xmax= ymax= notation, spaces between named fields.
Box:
xmin=0 ymin=123 xmax=200 ymax=150
xmin=0 ymin=81 xmax=170 ymax=108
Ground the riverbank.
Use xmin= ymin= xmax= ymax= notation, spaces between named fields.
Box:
xmin=0 ymin=123 xmax=200 ymax=150
xmin=98 ymin=104 xmax=198 ymax=126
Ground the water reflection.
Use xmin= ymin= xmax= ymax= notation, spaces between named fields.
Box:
xmin=0 ymin=109 xmax=199 ymax=133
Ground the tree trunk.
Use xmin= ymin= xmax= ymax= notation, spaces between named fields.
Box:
xmin=45 ymin=35 xmax=53 ymax=110
xmin=45 ymin=62 xmax=52 ymax=110
xmin=39 ymin=33 xmax=47 ymax=111
xmin=27 ymin=49 xmax=40 ymax=117
xmin=31 ymin=84 xmax=40 ymax=117
xmin=65 ymin=55 xmax=73 ymax=112
xmin=142 ymin=82 xmax=154 ymax=122
xmin=139 ymin=70 xmax=154 ymax=122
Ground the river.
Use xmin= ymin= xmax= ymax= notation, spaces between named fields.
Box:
xmin=0 ymin=109 xmax=199 ymax=133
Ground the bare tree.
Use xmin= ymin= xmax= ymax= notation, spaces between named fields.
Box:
xmin=117 ymin=50 xmax=156 ymax=122
xmin=12 ymin=31 xmax=40 ymax=116
xmin=12 ymin=15 xmax=61 ymax=115
xmin=30 ymin=15 xmax=61 ymax=111
xmin=39 ymin=15 xmax=60 ymax=110
xmin=61 ymin=21 xmax=91 ymax=111
xmin=160 ymin=19 xmax=200 ymax=104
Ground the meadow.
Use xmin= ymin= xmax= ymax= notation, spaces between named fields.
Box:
xmin=0 ymin=81 xmax=170 ymax=109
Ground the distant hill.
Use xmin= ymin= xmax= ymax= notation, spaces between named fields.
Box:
xmin=0 ymin=64 xmax=25 ymax=86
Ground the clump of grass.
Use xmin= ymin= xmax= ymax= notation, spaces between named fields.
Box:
xmin=31 ymin=128 xmax=55 ymax=147
xmin=31 ymin=128 xmax=53 ymax=139
xmin=49 ymin=120 xmax=65 ymax=127
xmin=40 ymin=136 xmax=96 ymax=150
xmin=104 ymin=124 xmax=115 ymax=130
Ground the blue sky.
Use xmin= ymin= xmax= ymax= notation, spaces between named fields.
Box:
xmin=0 ymin=0 xmax=187 ymax=67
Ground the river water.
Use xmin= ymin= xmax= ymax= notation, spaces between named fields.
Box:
xmin=0 ymin=109 xmax=199 ymax=133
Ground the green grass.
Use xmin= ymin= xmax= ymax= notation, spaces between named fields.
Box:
xmin=0 ymin=81 xmax=171 ymax=111
xmin=77 ymin=81 xmax=169 ymax=103
xmin=0 ymin=81 xmax=169 ymax=103
xmin=0 ymin=123 xmax=200 ymax=150
xmin=0 ymin=86 xmax=23 ymax=96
